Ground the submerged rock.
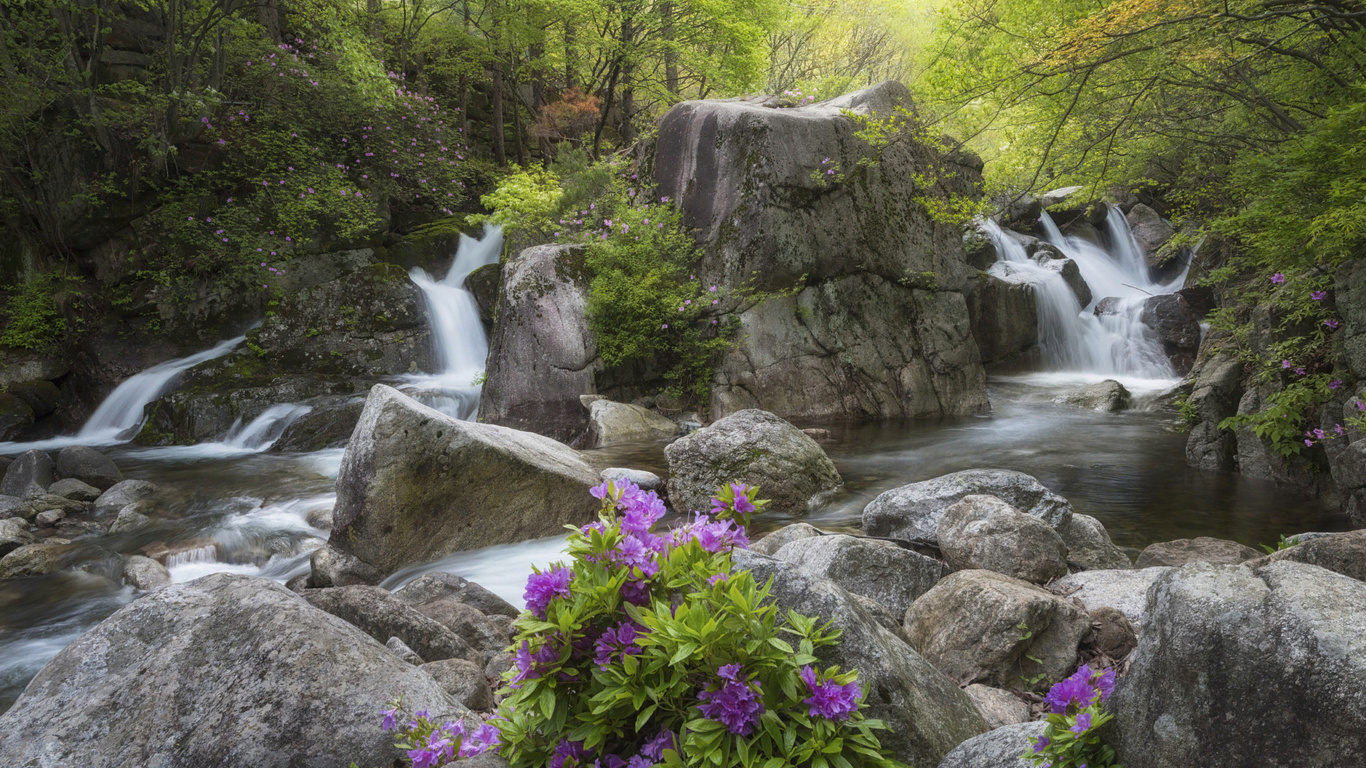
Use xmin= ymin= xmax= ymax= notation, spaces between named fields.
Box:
xmin=586 ymin=399 xmax=677 ymax=447
xmin=55 ymin=446 xmax=123 ymax=490
xmin=863 ymin=469 xmax=1073 ymax=545
xmin=0 ymin=573 xmax=460 ymax=767
xmin=937 ymin=495 xmax=1069 ymax=583
xmin=665 ymin=409 xmax=841 ymax=515
xmin=1134 ymin=537 xmax=1260 ymax=568
xmin=904 ymin=569 xmax=1091 ymax=691
xmin=330 ymin=385 xmax=600 ymax=575
xmin=1110 ymin=562 xmax=1366 ymax=767
xmin=733 ymin=549 xmax=988 ymax=766
xmin=773 ymin=534 xmax=946 ymax=618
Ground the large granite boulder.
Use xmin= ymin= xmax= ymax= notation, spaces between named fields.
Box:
xmin=772 ymin=534 xmax=946 ymax=618
xmin=1184 ymin=348 xmax=1244 ymax=471
xmin=1109 ymin=562 xmax=1366 ymax=767
xmin=0 ymin=450 xmax=55 ymax=499
xmin=54 ymin=446 xmax=123 ymax=491
xmin=0 ymin=573 xmax=460 ymax=767
xmin=1049 ymin=567 xmax=1173 ymax=629
xmin=1244 ymin=529 xmax=1366 ymax=583
xmin=1058 ymin=513 xmax=1133 ymax=571
xmin=732 ymin=549 xmax=988 ymax=766
xmin=935 ymin=721 xmax=1045 ymax=768
xmin=966 ymin=270 xmax=1038 ymax=366
xmin=330 ymin=385 xmax=600 ymax=575
xmin=302 ymin=585 xmax=477 ymax=664
xmin=1051 ymin=379 xmax=1131 ymax=413
xmin=586 ymin=399 xmax=677 ymax=447
xmin=938 ymin=495 xmax=1069 ymax=582
xmin=478 ymin=244 xmax=597 ymax=443
xmin=863 ymin=469 xmax=1073 ymax=544
xmin=1125 ymin=203 xmax=1177 ymax=272
xmin=665 ymin=409 xmax=841 ymax=515
xmin=647 ymin=82 xmax=989 ymax=420
xmin=1134 ymin=537 xmax=1260 ymax=568
xmin=1139 ymin=294 xmax=1202 ymax=374
xmin=904 ymin=569 xmax=1091 ymax=691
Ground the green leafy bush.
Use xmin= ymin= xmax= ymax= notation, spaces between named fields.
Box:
xmin=1024 ymin=666 xmax=1122 ymax=768
xmin=1 ymin=272 xmax=68 ymax=350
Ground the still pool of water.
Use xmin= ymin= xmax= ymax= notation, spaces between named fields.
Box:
xmin=0 ymin=376 xmax=1350 ymax=712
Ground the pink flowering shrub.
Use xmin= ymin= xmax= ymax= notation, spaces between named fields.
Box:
xmin=487 ymin=479 xmax=901 ymax=768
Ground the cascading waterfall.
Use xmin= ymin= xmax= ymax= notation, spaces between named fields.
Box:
xmin=407 ymin=224 xmax=504 ymax=420
xmin=984 ymin=205 xmax=1187 ymax=379
xmin=221 ymin=403 xmax=313 ymax=451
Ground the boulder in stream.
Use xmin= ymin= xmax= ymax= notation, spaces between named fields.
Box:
xmin=586 ymin=399 xmax=678 ymax=447
xmin=330 ymin=385 xmax=601 ymax=576
xmin=0 ymin=573 xmax=461 ymax=768
xmin=937 ymin=494 xmax=1070 ymax=583
xmin=394 ymin=572 xmax=521 ymax=619
xmin=0 ymin=517 xmax=35 ymax=558
xmin=1051 ymin=379 xmax=1132 ymax=412
xmin=0 ymin=450 xmax=55 ymax=499
xmin=92 ymin=479 xmax=158 ymax=516
xmin=55 ymin=446 xmax=123 ymax=490
xmin=0 ymin=540 xmax=75 ymax=579
xmin=772 ymin=534 xmax=947 ymax=618
xmin=1134 ymin=536 xmax=1260 ymax=568
xmin=665 ymin=409 xmax=841 ymax=515
xmin=863 ymin=469 xmax=1073 ymax=545
xmin=48 ymin=478 xmax=102 ymax=501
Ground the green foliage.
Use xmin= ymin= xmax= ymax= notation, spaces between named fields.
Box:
xmin=0 ymin=273 xmax=70 ymax=350
xmin=1024 ymin=707 xmax=1121 ymax=768
xmin=495 ymin=482 xmax=903 ymax=768
xmin=471 ymin=167 xmax=565 ymax=236
xmin=1260 ymin=534 xmax=1297 ymax=554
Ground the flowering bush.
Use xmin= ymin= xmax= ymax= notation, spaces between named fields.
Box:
xmin=382 ymin=707 xmax=503 ymax=768
xmin=1023 ymin=665 xmax=1122 ymax=768
xmin=486 ymin=479 xmax=901 ymax=768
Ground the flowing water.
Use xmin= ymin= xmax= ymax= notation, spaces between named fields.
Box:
xmin=0 ymin=214 xmax=1352 ymax=713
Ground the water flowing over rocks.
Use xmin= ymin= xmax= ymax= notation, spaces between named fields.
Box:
xmin=937 ymin=495 xmax=1070 ymax=582
xmin=863 ymin=469 xmax=1073 ymax=545
xmin=732 ymin=549 xmax=988 ymax=766
xmin=904 ymin=569 xmax=1092 ymax=691
xmin=1133 ymin=536 xmax=1260 ymax=567
xmin=965 ymin=272 xmax=1039 ymax=366
xmin=664 ymin=409 xmax=841 ymax=515
xmin=1137 ymin=294 xmax=1202 ymax=374
xmin=0 ymin=573 xmax=461 ymax=768
xmin=1109 ymin=562 xmax=1366 ymax=767
xmin=644 ymin=81 xmax=990 ymax=421
xmin=772 ymin=534 xmax=947 ymax=618
xmin=329 ymin=385 xmax=601 ymax=576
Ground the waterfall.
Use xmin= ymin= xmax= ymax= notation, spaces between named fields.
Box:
xmin=406 ymin=224 xmax=504 ymax=420
xmin=983 ymin=206 xmax=1180 ymax=379
xmin=222 ymin=403 xmax=313 ymax=451
xmin=77 ymin=336 xmax=246 ymax=443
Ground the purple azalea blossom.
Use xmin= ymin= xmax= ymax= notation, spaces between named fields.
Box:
xmin=1331 ymin=379 xmax=1344 ymax=390
xmin=1092 ymin=667 xmax=1116 ymax=702
xmin=1271 ymin=273 xmax=1286 ymax=284
xmin=381 ymin=708 xmax=398 ymax=731
xmin=524 ymin=566 xmax=573 ymax=619
xmin=708 ymin=573 xmax=728 ymax=586
xmin=697 ymin=665 xmax=765 ymax=736
xmin=550 ymin=739 xmax=595 ymax=768
xmin=511 ymin=639 xmax=560 ymax=687
xmin=1327 ymin=319 xmax=1341 ymax=329
xmin=1044 ymin=667 xmax=1098 ymax=714
xmin=1033 ymin=735 xmax=1051 ymax=754
xmin=594 ymin=622 xmax=645 ymax=669
xmin=1312 ymin=290 xmax=1328 ymax=301
xmin=799 ymin=665 xmax=862 ymax=720
xmin=1071 ymin=712 xmax=1094 ymax=733
xmin=641 ymin=731 xmax=678 ymax=761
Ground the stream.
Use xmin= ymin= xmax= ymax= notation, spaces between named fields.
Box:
xmin=0 ymin=215 xmax=1350 ymax=714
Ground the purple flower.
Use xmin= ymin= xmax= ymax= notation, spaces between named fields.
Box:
xmin=550 ymin=739 xmax=595 ymax=768
xmin=697 ymin=665 xmax=765 ymax=735
xmin=641 ymin=730 xmax=678 ymax=761
xmin=381 ymin=707 xmax=398 ymax=731
xmin=511 ymin=639 xmax=559 ymax=687
xmin=1296 ymin=367 xmax=1307 ymax=376
xmin=1071 ymin=712 xmax=1094 ymax=733
xmin=1271 ymin=273 xmax=1286 ymax=284
xmin=1033 ymin=735 xmax=1051 ymax=754
xmin=1312 ymin=290 xmax=1328 ymax=301
xmin=1282 ymin=360 xmax=1293 ymax=369
xmin=594 ymin=621 xmax=645 ymax=669
xmin=524 ymin=566 xmax=573 ymax=618
xmin=1331 ymin=379 xmax=1343 ymax=390
xmin=1092 ymin=667 xmax=1116 ymax=702
xmin=1044 ymin=667 xmax=1098 ymax=714
xmin=1326 ymin=319 xmax=1340 ymax=329
xmin=799 ymin=665 xmax=861 ymax=720
xmin=708 ymin=573 xmax=728 ymax=586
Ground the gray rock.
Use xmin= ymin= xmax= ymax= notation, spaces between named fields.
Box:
xmin=904 ymin=569 xmax=1091 ymax=691
xmin=307 ymin=543 xmax=382 ymax=587
xmin=0 ymin=517 xmax=35 ymax=558
xmin=55 ymin=446 xmax=123 ymax=490
xmin=749 ymin=522 xmax=824 ymax=556
xmin=1058 ymin=513 xmax=1132 ymax=571
xmin=1036 ymin=256 xmax=1092 ymax=308
xmin=962 ymin=685 xmax=1032 ymax=730
xmin=92 ymin=479 xmax=158 ymax=516
xmin=386 ymin=636 xmax=425 ymax=665
xmin=1049 ymin=567 xmax=1173 ymax=629
xmin=1125 ymin=203 xmax=1176 ymax=270
xmin=0 ymin=450 xmax=55 ymax=499
xmin=1134 ymin=537 xmax=1260 ymax=568
xmin=421 ymin=658 xmax=496 ymax=711
xmin=0 ymin=573 xmax=461 ymax=768
xmin=107 ymin=504 xmax=153 ymax=534
xmin=599 ymin=468 xmax=663 ymax=492
xmin=1184 ymin=348 xmax=1244 ymax=471
xmin=649 ymin=82 xmax=989 ymax=421
xmin=0 ymin=540 xmax=75 ymax=578
xmin=6 ymin=382 xmax=59 ymax=417
xmin=1244 ymin=529 xmax=1366 ymax=583
xmin=271 ymin=396 xmax=367 ymax=453
xmin=330 ymin=385 xmax=601 ymax=576
xmin=1140 ymin=294 xmax=1202 ymax=374
xmin=966 ymin=271 xmax=1038 ymax=366
xmin=394 ymin=572 xmax=520 ymax=619
xmin=1109 ymin=562 xmax=1366 ymax=768
xmin=935 ymin=721 xmax=1046 ymax=768
xmin=406 ymin=597 xmax=509 ymax=665
xmin=937 ymin=495 xmax=1069 ymax=583
xmin=122 ymin=555 xmax=171 ymax=590
xmin=305 ymin=506 xmax=333 ymax=531
xmin=47 ymin=478 xmax=102 ymax=501
xmin=731 ymin=549 xmax=988 ymax=766
xmin=1337 ymin=258 xmax=1366 ymax=382
xmin=0 ymin=393 xmax=35 ymax=441
xmin=773 ymin=534 xmax=946 ymax=618
xmin=864 ymin=469 xmax=1073 ymax=545
xmin=0 ymin=494 xmax=23 ymax=517
xmin=1088 ymin=606 xmax=1137 ymax=659
xmin=34 ymin=509 xmax=65 ymax=527
xmin=21 ymin=493 xmax=86 ymax=520
xmin=665 ymin=409 xmax=841 ymax=515
xmin=586 ymin=400 xmax=677 ymax=446
xmin=478 ymin=244 xmax=597 ymax=442
xmin=1052 ymin=380 xmax=1131 ymax=413
xmin=302 ymin=585 xmax=477 ymax=664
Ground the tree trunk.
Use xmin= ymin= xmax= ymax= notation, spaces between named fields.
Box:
xmin=259 ymin=0 xmax=281 ymax=42
xmin=491 ymin=64 xmax=507 ymax=166
xmin=619 ymin=7 xmax=635 ymax=144
xmin=662 ymin=1 xmax=679 ymax=97
xmin=564 ymin=23 xmax=576 ymax=89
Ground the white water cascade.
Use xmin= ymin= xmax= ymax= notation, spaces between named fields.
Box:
xmin=983 ymin=206 xmax=1189 ymax=379
xmin=221 ymin=403 xmax=313 ymax=451
xmin=406 ymin=224 xmax=504 ymax=420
